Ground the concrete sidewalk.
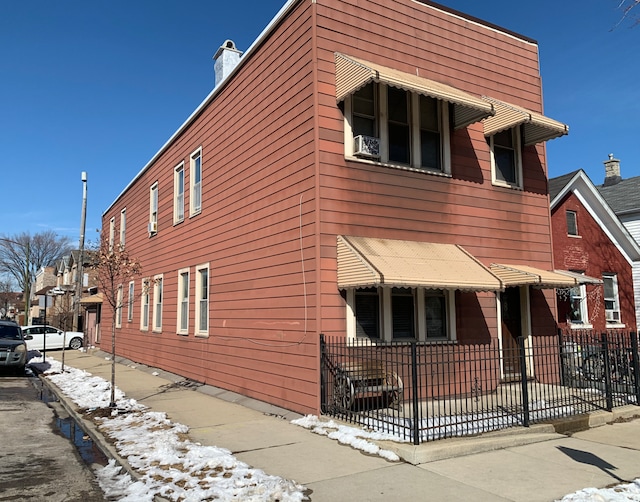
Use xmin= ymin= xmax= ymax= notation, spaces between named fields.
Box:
xmin=43 ymin=349 xmax=640 ymax=502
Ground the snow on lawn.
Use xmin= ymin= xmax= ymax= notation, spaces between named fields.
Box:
xmin=29 ymin=356 xmax=307 ymax=502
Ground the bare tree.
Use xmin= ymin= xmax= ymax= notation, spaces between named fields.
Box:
xmin=0 ymin=279 xmax=17 ymax=320
xmin=615 ymin=0 xmax=640 ymax=28
xmin=89 ymin=240 xmax=141 ymax=408
xmin=0 ymin=231 xmax=72 ymax=322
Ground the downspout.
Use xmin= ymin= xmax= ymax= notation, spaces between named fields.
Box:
xmin=311 ymin=0 xmax=323 ymax=413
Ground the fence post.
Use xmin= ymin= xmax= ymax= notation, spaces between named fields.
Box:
xmin=558 ymin=328 xmax=567 ymax=386
xmin=320 ymin=334 xmax=327 ymax=413
xmin=517 ymin=336 xmax=530 ymax=427
xmin=411 ymin=341 xmax=420 ymax=445
xmin=601 ymin=333 xmax=613 ymax=411
xmin=631 ymin=332 xmax=640 ymax=406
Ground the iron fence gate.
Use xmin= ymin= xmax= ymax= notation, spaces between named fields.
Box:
xmin=320 ymin=331 xmax=640 ymax=445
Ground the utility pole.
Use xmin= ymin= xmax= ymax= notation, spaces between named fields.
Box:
xmin=74 ymin=172 xmax=87 ymax=333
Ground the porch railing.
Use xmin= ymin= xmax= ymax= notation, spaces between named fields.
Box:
xmin=320 ymin=330 xmax=640 ymax=445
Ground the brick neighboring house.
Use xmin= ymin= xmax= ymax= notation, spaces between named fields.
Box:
xmin=549 ymin=170 xmax=640 ymax=332
xmin=101 ymin=0 xmax=572 ymax=415
xmin=597 ymin=155 xmax=640 ymax=325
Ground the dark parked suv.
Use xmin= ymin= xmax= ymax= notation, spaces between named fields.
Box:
xmin=0 ymin=320 xmax=29 ymax=375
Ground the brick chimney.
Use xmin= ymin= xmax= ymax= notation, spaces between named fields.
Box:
xmin=603 ymin=153 xmax=622 ymax=186
xmin=213 ymin=40 xmax=242 ymax=88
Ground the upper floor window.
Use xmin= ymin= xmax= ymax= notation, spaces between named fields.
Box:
xmin=109 ymin=217 xmax=115 ymax=251
xmin=490 ymin=128 xmax=522 ymax=189
xmin=566 ymin=210 xmax=578 ymax=236
xmin=149 ymin=183 xmax=158 ymax=235
xmin=195 ymin=263 xmax=209 ymax=337
xmin=603 ymin=273 xmax=621 ymax=325
xmin=190 ymin=148 xmax=202 ymax=216
xmin=120 ymin=208 xmax=127 ymax=248
xmin=348 ymin=82 xmax=450 ymax=174
xmin=174 ymin=162 xmax=185 ymax=224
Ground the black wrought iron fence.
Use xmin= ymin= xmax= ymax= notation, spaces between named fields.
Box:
xmin=320 ymin=331 xmax=640 ymax=445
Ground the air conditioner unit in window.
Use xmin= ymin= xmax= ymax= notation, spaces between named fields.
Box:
xmin=148 ymin=221 xmax=157 ymax=234
xmin=354 ymin=135 xmax=380 ymax=159
xmin=605 ymin=310 xmax=620 ymax=322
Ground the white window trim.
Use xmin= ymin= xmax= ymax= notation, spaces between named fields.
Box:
xmin=116 ymin=284 xmax=123 ymax=329
xmin=566 ymin=210 xmax=580 ymax=238
xmin=152 ymin=274 xmax=163 ymax=332
xmin=569 ymin=283 xmax=592 ymax=329
xmin=177 ymin=268 xmax=190 ymax=335
xmin=345 ymin=286 xmax=456 ymax=342
xmin=109 ymin=217 xmax=115 ymax=252
xmin=195 ymin=263 xmax=209 ymax=337
xmin=343 ymin=85 xmax=452 ymax=176
xmin=127 ymin=280 xmax=134 ymax=323
xmin=190 ymin=147 xmax=202 ymax=217
xmin=120 ymin=208 xmax=127 ymax=248
xmin=174 ymin=162 xmax=185 ymax=224
xmin=140 ymin=278 xmax=150 ymax=331
xmin=149 ymin=182 xmax=159 ymax=235
xmin=603 ymin=273 xmax=624 ymax=328
xmin=489 ymin=127 xmax=523 ymax=189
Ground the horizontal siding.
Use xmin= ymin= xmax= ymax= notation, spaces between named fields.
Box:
xmin=101 ymin=1 xmax=321 ymax=415
xmin=315 ymin=0 xmax=555 ymax=339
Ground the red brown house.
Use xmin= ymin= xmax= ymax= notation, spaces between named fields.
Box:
xmin=101 ymin=0 xmax=572 ymax=415
xmin=549 ymin=170 xmax=640 ymax=332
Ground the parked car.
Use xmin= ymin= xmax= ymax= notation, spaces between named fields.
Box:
xmin=0 ymin=320 xmax=30 ymax=374
xmin=21 ymin=325 xmax=84 ymax=351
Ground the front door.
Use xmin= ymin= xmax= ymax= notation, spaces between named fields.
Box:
xmin=501 ymin=287 xmax=522 ymax=379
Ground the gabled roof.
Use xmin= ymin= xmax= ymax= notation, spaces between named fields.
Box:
xmin=597 ymin=176 xmax=640 ymax=215
xmin=550 ymin=170 xmax=640 ymax=264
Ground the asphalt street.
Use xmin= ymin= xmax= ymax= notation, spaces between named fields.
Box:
xmin=0 ymin=371 xmax=106 ymax=501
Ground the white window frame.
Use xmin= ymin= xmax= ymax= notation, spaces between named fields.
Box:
xmin=177 ymin=268 xmax=190 ymax=335
xmin=116 ymin=284 xmax=123 ymax=328
xmin=344 ymin=83 xmax=451 ymax=175
xmin=109 ymin=217 xmax=115 ymax=252
xmin=127 ymin=280 xmax=134 ymax=323
xmin=190 ymin=148 xmax=202 ymax=216
xmin=566 ymin=210 xmax=579 ymax=237
xmin=490 ymin=127 xmax=523 ymax=189
xmin=152 ymin=274 xmax=163 ymax=332
xmin=345 ymin=286 xmax=456 ymax=342
xmin=603 ymin=273 xmax=623 ymax=327
xmin=140 ymin=278 xmax=150 ymax=331
xmin=568 ymin=282 xmax=591 ymax=328
xmin=174 ymin=162 xmax=185 ymax=224
xmin=120 ymin=208 xmax=127 ymax=248
xmin=195 ymin=263 xmax=209 ymax=337
xmin=149 ymin=182 xmax=159 ymax=235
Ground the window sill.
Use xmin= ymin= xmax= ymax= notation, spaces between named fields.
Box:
xmin=195 ymin=332 xmax=209 ymax=338
xmin=606 ymin=323 xmax=625 ymax=329
xmin=189 ymin=210 xmax=202 ymax=218
xmin=177 ymin=331 xmax=189 ymax=336
xmin=152 ymin=328 xmax=162 ymax=334
xmin=491 ymin=180 xmax=523 ymax=191
xmin=173 ymin=218 xmax=184 ymax=226
xmin=567 ymin=234 xmax=582 ymax=239
xmin=345 ymin=155 xmax=452 ymax=178
xmin=570 ymin=323 xmax=593 ymax=329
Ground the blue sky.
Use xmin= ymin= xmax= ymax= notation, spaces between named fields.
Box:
xmin=1 ymin=0 xmax=638 ymax=243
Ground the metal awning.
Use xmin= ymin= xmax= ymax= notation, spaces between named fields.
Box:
xmin=554 ymin=270 xmax=603 ymax=285
xmin=481 ymin=96 xmax=568 ymax=146
xmin=335 ymin=53 xmax=494 ymax=129
xmin=490 ymin=264 xmax=577 ymax=289
xmin=337 ymin=236 xmax=502 ymax=291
